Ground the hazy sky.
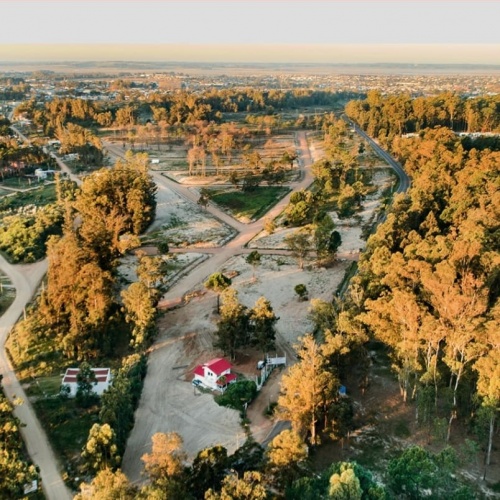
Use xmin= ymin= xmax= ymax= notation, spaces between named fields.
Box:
xmin=1 ymin=1 xmax=499 ymax=63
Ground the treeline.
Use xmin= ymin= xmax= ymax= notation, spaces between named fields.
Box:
xmin=346 ymin=90 xmax=500 ymax=139
xmin=341 ymin=123 xmax=500 ymax=465
xmin=14 ymin=89 xmax=355 ymax=135
xmin=75 ymin=423 xmax=474 ymax=498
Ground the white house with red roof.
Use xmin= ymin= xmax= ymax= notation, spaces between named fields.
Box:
xmin=61 ymin=367 xmax=112 ymax=397
xmin=192 ymin=358 xmax=237 ymax=391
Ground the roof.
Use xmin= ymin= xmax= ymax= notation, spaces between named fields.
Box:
xmin=205 ymin=358 xmax=232 ymax=375
xmin=193 ymin=365 xmax=205 ymax=377
xmin=62 ymin=368 xmax=111 ymax=384
xmin=217 ymin=373 xmax=237 ymax=386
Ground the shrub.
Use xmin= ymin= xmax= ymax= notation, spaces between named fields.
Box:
xmin=215 ymin=380 xmax=257 ymax=412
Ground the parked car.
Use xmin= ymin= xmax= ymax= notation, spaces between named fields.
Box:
xmin=192 ymin=379 xmax=202 ymax=387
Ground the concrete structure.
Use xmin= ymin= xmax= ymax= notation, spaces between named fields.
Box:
xmin=193 ymin=357 xmax=237 ymax=392
xmin=61 ymin=367 xmax=112 ymax=397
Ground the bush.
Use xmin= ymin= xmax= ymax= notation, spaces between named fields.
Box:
xmin=205 ymin=272 xmax=232 ymax=292
xmin=294 ymin=284 xmax=308 ymax=300
xmin=215 ymin=380 xmax=257 ymax=412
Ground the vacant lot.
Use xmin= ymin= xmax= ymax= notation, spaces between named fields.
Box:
xmin=122 ymin=252 xmax=350 ymax=483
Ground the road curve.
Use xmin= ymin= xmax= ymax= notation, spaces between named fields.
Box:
xmin=0 ymin=255 xmax=73 ymax=500
xmin=344 ymin=117 xmax=411 ymax=193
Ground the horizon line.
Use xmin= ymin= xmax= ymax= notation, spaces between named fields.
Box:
xmin=1 ymin=43 xmax=500 ymax=66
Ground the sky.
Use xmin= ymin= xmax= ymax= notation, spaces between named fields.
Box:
xmin=1 ymin=1 xmax=499 ymax=64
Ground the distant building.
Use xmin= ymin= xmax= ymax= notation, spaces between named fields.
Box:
xmin=193 ymin=358 xmax=237 ymax=392
xmin=61 ymin=367 xmax=112 ymax=397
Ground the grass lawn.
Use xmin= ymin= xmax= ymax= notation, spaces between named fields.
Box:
xmin=34 ymin=396 xmax=99 ymax=479
xmin=0 ymin=177 xmax=43 ymax=189
xmin=208 ymin=186 xmax=290 ymax=221
xmin=0 ymin=184 xmax=57 ymax=213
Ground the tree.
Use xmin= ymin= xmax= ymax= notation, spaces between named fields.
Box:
xmin=205 ymin=471 xmax=267 ymax=500
xmin=473 ymin=312 xmax=500 ymax=467
xmin=328 ymin=231 xmax=342 ymax=257
xmin=329 ymin=466 xmax=362 ymax=500
xmin=387 ymin=446 xmax=437 ymax=499
xmin=0 ymin=382 xmax=38 ymax=498
xmin=313 ymin=213 xmax=335 ymax=262
xmin=264 ymin=217 xmax=276 ymax=234
xmin=141 ymin=432 xmax=186 ymax=481
xmin=246 ymin=250 xmax=261 ymax=281
xmin=266 ymin=429 xmax=308 ymax=488
xmin=278 ymin=334 xmax=339 ymax=444
xmin=136 ymin=251 xmax=165 ymax=299
xmin=205 ymin=272 xmax=232 ymax=292
xmin=82 ymin=423 xmax=119 ymax=473
xmin=249 ymin=296 xmax=278 ymax=354
xmin=188 ymin=446 xmax=228 ymax=499
xmin=285 ymin=228 xmax=313 ymax=270
xmin=75 ymin=468 xmax=137 ymax=500
xmin=215 ymin=381 xmax=257 ymax=412
xmin=214 ymin=288 xmax=250 ymax=360
xmin=121 ymin=281 xmax=157 ymax=349
xmin=75 ymin=361 xmax=98 ymax=408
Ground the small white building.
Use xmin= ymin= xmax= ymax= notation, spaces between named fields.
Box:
xmin=61 ymin=367 xmax=112 ymax=397
xmin=34 ymin=169 xmax=56 ymax=180
xmin=193 ymin=358 xmax=237 ymax=391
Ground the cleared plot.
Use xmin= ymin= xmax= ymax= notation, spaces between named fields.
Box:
xmin=121 ymin=295 xmax=242 ymax=484
xmin=144 ymin=180 xmax=236 ymax=248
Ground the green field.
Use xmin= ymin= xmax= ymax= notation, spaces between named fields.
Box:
xmin=208 ymin=186 xmax=290 ymax=221
xmin=0 ymin=184 xmax=57 ymax=213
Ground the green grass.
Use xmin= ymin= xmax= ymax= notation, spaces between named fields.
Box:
xmin=208 ymin=186 xmax=290 ymax=221
xmin=0 ymin=177 xmax=42 ymax=189
xmin=26 ymin=375 xmax=63 ymax=398
xmin=34 ymin=396 xmax=99 ymax=473
xmin=0 ymin=184 xmax=57 ymax=213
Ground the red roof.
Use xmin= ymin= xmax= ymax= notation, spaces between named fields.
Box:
xmin=193 ymin=365 xmax=205 ymax=376
xmin=217 ymin=373 xmax=237 ymax=386
xmin=62 ymin=368 xmax=111 ymax=384
xmin=205 ymin=358 xmax=232 ymax=375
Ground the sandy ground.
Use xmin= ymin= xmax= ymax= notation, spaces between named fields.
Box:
xmin=121 ymin=294 xmax=244 ymax=484
xmin=149 ymin=178 xmax=236 ymax=247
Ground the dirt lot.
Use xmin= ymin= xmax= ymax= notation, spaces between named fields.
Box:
xmin=121 ymin=254 xmax=350 ymax=483
xmin=121 ymin=294 xmax=243 ymax=484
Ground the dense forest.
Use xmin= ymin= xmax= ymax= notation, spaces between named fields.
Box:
xmin=343 ymin=96 xmax=499 ymax=468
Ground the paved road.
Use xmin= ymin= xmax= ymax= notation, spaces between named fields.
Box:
xmin=0 ymin=255 xmax=73 ymax=500
xmin=344 ymin=117 xmax=411 ymax=193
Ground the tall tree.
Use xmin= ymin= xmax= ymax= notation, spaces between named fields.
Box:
xmin=141 ymin=432 xmax=186 ymax=481
xmin=249 ymin=296 xmax=278 ymax=354
xmin=214 ymin=288 xmax=250 ymax=360
xmin=278 ymin=334 xmax=339 ymax=444
xmin=82 ymin=424 xmax=119 ymax=473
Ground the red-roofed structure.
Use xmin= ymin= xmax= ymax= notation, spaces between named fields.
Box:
xmin=61 ymin=367 xmax=112 ymax=397
xmin=192 ymin=358 xmax=236 ymax=392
